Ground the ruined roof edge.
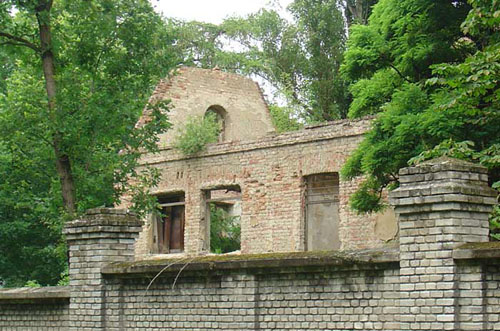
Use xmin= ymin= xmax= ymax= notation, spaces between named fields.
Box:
xmin=140 ymin=116 xmax=373 ymax=165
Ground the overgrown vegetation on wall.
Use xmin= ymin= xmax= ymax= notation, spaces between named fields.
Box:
xmin=174 ymin=113 xmax=220 ymax=155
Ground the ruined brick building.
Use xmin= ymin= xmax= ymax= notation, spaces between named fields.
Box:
xmin=122 ymin=66 xmax=398 ymax=258
xmin=2 ymin=68 xmax=499 ymax=331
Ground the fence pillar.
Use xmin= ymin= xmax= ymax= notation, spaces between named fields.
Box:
xmin=63 ymin=208 xmax=142 ymax=331
xmin=390 ymin=157 xmax=496 ymax=330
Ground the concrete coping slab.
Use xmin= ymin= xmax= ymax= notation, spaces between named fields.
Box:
xmin=102 ymin=248 xmax=399 ymax=276
xmin=453 ymin=242 xmax=500 ymax=260
xmin=0 ymin=286 xmax=70 ymax=303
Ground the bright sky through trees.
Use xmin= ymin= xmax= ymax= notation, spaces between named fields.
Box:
xmin=151 ymin=0 xmax=293 ymax=23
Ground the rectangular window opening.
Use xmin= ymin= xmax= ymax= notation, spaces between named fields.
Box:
xmin=304 ymin=173 xmax=340 ymax=251
xmin=204 ymin=186 xmax=241 ymax=254
xmin=153 ymin=193 xmax=185 ymax=254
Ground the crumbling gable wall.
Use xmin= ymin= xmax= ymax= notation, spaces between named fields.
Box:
xmin=138 ymin=67 xmax=275 ymax=148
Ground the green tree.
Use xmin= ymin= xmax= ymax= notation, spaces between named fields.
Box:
xmin=209 ymin=204 xmax=241 ymax=254
xmin=341 ymin=0 xmax=499 ymax=220
xmin=224 ymin=0 xmax=349 ymax=121
xmin=341 ymin=0 xmax=471 ymax=117
xmin=0 ymin=0 xmax=174 ymax=286
xmin=164 ymin=19 xmax=225 ymax=68
xmin=269 ymin=104 xmax=303 ymax=133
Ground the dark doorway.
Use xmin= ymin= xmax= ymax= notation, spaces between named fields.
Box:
xmin=154 ymin=193 xmax=185 ymax=253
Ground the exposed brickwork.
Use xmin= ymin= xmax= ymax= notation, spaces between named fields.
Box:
xmin=0 ymin=302 xmax=69 ymax=330
xmin=63 ymin=208 xmax=143 ymax=331
xmin=389 ymin=157 xmax=497 ymax=330
xmin=100 ymin=251 xmax=400 ymax=330
xmin=484 ymin=264 xmax=500 ymax=329
xmin=137 ymin=67 xmax=275 ymax=148
xmin=255 ymin=267 xmax=399 ymax=330
xmin=1 ymin=158 xmax=500 ymax=330
xmin=125 ymin=68 xmax=393 ymax=258
xmin=122 ymin=117 xmax=392 ymax=257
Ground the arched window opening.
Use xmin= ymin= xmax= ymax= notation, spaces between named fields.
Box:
xmin=205 ymin=105 xmax=227 ymax=143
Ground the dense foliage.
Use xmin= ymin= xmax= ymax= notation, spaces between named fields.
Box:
xmin=209 ymin=204 xmax=241 ymax=254
xmin=0 ymin=0 xmax=174 ymax=286
xmin=269 ymin=105 xmax=303 ymax=133
xmin=341 ymin=0 xmax=500 ymax=225
xmin=174 ymin=112 xmax=220 ymax=155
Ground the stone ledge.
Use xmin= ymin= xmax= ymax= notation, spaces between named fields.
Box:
xmin=85 ymin=208 xmax=136 ymax=216
xmin=0 ymin=286 xmax=70 ymax=303
xmin=453 ymin=242 xmax=500 ymax=260
xmin=390 ymin=182 xmax=496 ymax=199
xmin=102 ymin=248 xmax=399 ymax=276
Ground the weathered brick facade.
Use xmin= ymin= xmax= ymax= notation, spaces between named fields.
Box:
xmin=1 ymin=63 xmax=499 ymax=330
xmin=128 ymin=117 xmax=399 ymax=257
xmin=137 ymin=67 xmax=275 ymax=148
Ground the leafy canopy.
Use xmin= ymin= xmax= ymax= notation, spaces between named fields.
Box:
xmin=166 ymin=0 xmax=350 ymax=123
xmin=0 ymin=0 xmax=175 ymax=286
xmin=341 ymin=0 xmax=500 ymax=225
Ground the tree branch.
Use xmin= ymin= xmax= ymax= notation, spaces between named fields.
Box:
xmin=389 ymin=64 xmax=412 ymax=84
xmin=0 ymin=31 xmax=40 ymax=52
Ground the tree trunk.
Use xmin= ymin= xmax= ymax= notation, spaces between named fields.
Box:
xmin=346 ymin=1 xmax=373 ymax=26
xmin=36 ymin=0 xmax=76 ymax=214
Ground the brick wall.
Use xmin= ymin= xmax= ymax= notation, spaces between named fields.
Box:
xmin=101 ymin=250 xmax=400 ymax=330
xmin=0 ymin=157 xmax=499 ymax=330
xmin=390 ymin=157 xmax=497 ymax=330
xmin=0 ymin=303 xmax=69 ymax=330
xmin=63 ymin=208 xmax=143 ymax=330
xmin=0 ymin=287 xmax=70 ymax=330
xmin=454 ymin=262 xmax=500 ymax=330
xmin=138 ymin=67 xmax=275 ymax=148
xmin=123 ymin=117 xmax=395 ymax=257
